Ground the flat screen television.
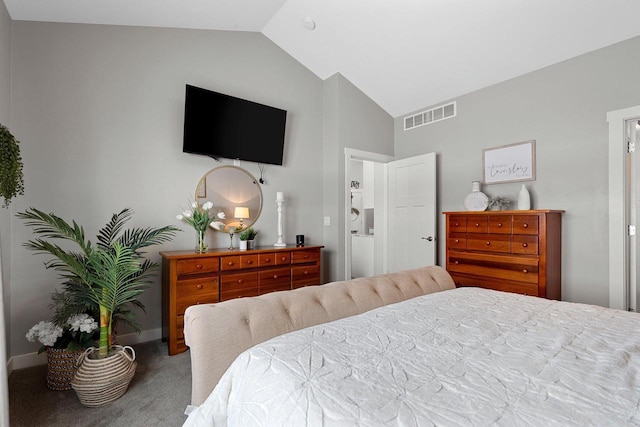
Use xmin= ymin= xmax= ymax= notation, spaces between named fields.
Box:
xmin=183 ymin=84 xmax=287 ymax=165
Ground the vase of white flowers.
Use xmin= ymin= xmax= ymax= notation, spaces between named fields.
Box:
xmin=176 ymin=200 xmax=225 ymax=253
xmin=26 ymin=313 xmax=99 ymax=390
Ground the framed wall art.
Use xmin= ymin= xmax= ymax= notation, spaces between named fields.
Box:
xmin=483 ymin=140 xmax=536 ymax=184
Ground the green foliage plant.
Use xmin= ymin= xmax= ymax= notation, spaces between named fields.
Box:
xmin=239 ymin=227 xmax=258 ymax=241
xmin=17 ymin=208 xmax=178 ymax=359
xmin=0 ymin=124 xmax=25 ymax=208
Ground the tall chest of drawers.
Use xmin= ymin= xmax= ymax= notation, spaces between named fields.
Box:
xmin=161 ymin=245 xmax=323 ymax=355
xmin=443 ymin=210 xmax=563 ymax=299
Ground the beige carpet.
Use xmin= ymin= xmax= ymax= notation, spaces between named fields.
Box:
xmin=9 ymin=340 xmax=191 ymax=426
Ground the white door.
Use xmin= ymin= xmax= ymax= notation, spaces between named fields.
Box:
xmin=628 ymin=118 xmax=640 ymax=311
xmin=387 ymin=153 xmax=437 ymax=273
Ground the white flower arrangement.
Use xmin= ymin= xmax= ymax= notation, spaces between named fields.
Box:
xmin=177 ymin=200 xmax=226 ymax=251
xmin=26 ymin=314 xmax=99 ymax=354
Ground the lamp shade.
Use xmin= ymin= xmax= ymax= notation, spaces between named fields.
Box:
xmin=234 ymin=207 xmax=250 ymax=219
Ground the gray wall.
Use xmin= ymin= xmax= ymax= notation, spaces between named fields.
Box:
xmin=8 ymin=22 xmax=326 ymax=357
xmin=0 ymin=0 xmax=11 ymax=360
xmin=322 ymin=74 xmax=393 ymax=283
xmin=395 ymin=35 xmax=640 ymax=307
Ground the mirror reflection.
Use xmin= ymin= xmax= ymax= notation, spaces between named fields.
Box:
xmin=196 ymin=166 xmax=263 ymax=233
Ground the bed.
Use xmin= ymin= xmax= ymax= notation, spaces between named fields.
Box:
xmin=183 ymin=267 xmax=640 ymax=426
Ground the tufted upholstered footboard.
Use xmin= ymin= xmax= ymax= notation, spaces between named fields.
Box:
xmin=183 ymin=265 xmax=455 ymax=406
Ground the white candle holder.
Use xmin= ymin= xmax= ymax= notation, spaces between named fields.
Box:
xmin=274 ymin=194 xmax=286 ymax=247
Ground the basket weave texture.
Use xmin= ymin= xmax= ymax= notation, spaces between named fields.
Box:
xmin=45 ymin=348 xmax=84 ymax=391
xmin=71 ymin=345 xmax=137 ymax=407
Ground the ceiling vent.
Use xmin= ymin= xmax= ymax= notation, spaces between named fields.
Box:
xmin=404 ymin=101 xmax=456 ymax=131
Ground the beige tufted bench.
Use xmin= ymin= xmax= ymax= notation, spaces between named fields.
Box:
xmin=184 ymin=265 xmax=455 ymax=406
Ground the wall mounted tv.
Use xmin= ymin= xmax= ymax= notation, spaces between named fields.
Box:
xmin=183 ymin=84 xmax=287 ymax=165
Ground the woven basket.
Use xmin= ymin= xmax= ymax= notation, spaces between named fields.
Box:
xmin=71 ymin=345 xmax=137 ymax=407
xmin=45 ymin=348 xmax=84 ymax=391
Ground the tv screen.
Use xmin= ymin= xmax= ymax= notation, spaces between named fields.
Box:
xmin=183 ymin=84 xmax=287 ymax=165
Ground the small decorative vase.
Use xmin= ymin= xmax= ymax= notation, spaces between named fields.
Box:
xmin=71 ymin=345 xmax=137 ymax=408
xmin=464 ymin=181 xmax=489 ymax=211
xmin=238 ymin=240 xmax=248 ymax=250
xmin=247 ymin=239 xmax=255 ymax=250
xmin=518 ymin=184 xmax=531 ymax=210
xmin=196 ymin=229 xmax=207 ymax=253
xmin=46 ymin=347 xmax=84 ymax=391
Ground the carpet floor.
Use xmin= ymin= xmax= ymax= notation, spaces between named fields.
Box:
xmin=8 ymin=340 xmax=191 ymax=426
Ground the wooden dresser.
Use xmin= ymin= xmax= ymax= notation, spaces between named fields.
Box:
xmin=160 ymin=245 xmax=323 ymax=355
xmin=443 ymin=210 xmax=562 ymax=300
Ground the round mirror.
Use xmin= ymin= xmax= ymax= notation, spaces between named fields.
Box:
xmin=195 ymin=166 xmax=263 ymax=233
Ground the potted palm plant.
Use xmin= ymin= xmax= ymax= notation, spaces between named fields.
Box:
xmin=17 ymin=207 xmax=178 ymax=406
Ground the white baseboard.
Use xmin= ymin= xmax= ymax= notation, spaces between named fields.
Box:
xmin=6 ymin=328 xmax=162 ymax=375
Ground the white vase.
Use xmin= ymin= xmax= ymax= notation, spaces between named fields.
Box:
xmin=464 ymin=181 xmax=488 ymax=211
xmin=518 ymin=184 xmax=531 ymax=210
xmin=238 ymin=240 xmax=248 ymax=250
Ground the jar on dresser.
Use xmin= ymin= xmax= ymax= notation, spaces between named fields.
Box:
xmin=443 ymin=210 xmax=563 ymax=299
xmin=160 ymin=245 xmax=323 ymax=355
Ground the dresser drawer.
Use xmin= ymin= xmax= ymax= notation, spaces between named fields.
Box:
xmin=450 ymin=273 xmax=540 ymax=296
xmin=512 ymin=235 xmax=539 ymax=255
xmin=259 ymin=252 xmax=291 ymax=267
xmin=258 ymin=267 xmax=291 ymax=294
xmin=488 ymin=215 xmax=512 ymax=234
xmin=176 ymin=257 xmax=219 ymax=276
xmin=447 ymin=252 xmax=539 ymax=284
xmin=175 ymin=292 xmax=219 ymax=315
xmin=220 ymin=255 xmax=259 ymax=271
xmin=513 ymin=215 xmax=539 ymax=235
xmin=447 ymin=233 xmax=467 ymax=250
xmin=292 ymin=249 xmax=320 ymax=264
xmin=467 ymin=216 xmax=488 ymax=233
xmin=176 ymin=276 xmax=219 ymax=298
xmin=466 ymin=233 xmax=511 ymax=253
xmin=220 ymin=272 xmax=259 ymax=300
xmin=291 ymin=264 xmax=320 ymax=286
xmin=448 ymin=215 xmax=468 ymax=232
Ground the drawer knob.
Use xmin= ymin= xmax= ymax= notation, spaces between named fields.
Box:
xmin=196 ymin=284 xmax=203 ymax=289
xmin=522 ymin=243 xmax=528 ymax=248
xmin=455 ymin=239 xmax=460 ymax=243
xmin=304 ymin=255 xmax=309 ymax=259
xmin=486 ymin=241 xmax=491 ymax=246
xmin=281 ymin=257 xmax=286 ymax=261
xmin=523 ymin=223 xmax=529 ymax=228
xmin=265 ymin=258 xmax=271 ymax=262
xmin=228 ymin=261 xmax=234 ymax=266
xmin=497 ymin=223 xmax=503 ymax=227
xmin=475 ymin=223 xmax=480 ymax=227
xmin=273 ymin=274 xmax=278 ymax=279
xmin=246 ymin=260 xmax=253 ymax=265
xmin=455 ymin=222 xmax=460 ymax=227
xmin=238 ymin=279 xmax=244 ymax=284
xmin=304 ymin=270 xmax=309 ymax=275
xmin=196 ymin=264 xmax=203 ymax=269
xmin=454 ymin=260 xmax=459 ymax=265
xmin=522 ymin=269 xmax=529 ymax=274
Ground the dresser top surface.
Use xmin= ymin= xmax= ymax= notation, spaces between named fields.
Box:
xmin=160 ymin=244 xmax=324 ymax=259
xmin=443 ymin=209 xmax=564 ymax=215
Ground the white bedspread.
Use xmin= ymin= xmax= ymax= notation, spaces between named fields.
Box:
xmin=183 ymin=287 xmax=640 ymax=426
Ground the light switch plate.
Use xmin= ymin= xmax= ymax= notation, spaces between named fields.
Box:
xmin=324 ymin=216 xmax=331 ymax=226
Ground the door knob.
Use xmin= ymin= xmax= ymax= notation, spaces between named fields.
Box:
xmin=421 ymin=236 xmax=434 ymax=241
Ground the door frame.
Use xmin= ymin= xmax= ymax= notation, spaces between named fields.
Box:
xmin=608 ymin=105 xmax=640 ymax=310
xmin=344 ymin=148 xmax=395 ymax=280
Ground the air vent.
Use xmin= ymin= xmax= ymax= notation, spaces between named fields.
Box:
xmin=404 ymin=101 xmax=456 ymax=131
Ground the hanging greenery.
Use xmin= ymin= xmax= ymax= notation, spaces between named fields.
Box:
xmin=0 ymin=124 xmax=25 ymax=208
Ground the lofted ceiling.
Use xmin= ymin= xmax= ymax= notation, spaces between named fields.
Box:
xmin=4 ymin=0 xmax=640 ymax=118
